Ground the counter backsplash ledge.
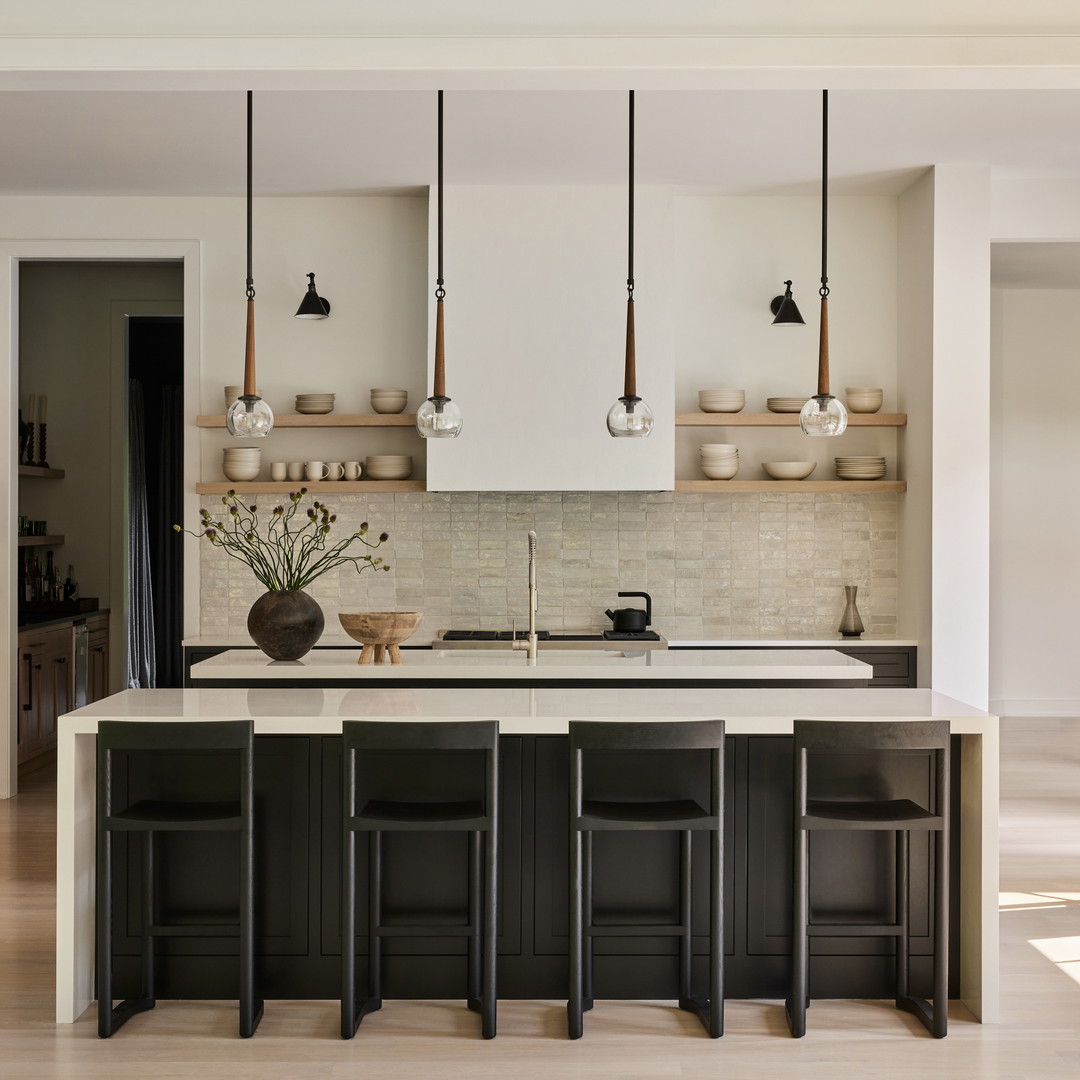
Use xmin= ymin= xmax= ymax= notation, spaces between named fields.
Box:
xmin=198 ymin=491 xmax=898 ymax=643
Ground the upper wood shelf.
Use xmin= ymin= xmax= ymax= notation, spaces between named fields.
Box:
xmin=18 ymin=465 xmax=65 ymax=479
xmin=675 ymin=412 xmax=907 ymax=427
xmin=196 ymin=413 xmax=418 ymax=428
xmin=195 ymin=481 xmax=426 ymax=495
xmin=674 ymin=480 xmax=906 ymax=494
xmin=17 ymin=534 xmax=65 ymax=546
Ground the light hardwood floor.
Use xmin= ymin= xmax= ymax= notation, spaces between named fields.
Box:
xmin=2 ymin=718 xmax=1078 ymax=1079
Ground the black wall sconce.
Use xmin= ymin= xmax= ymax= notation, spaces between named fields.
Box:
xmin=294 ymin=272 xmax=331 ymax=319
xmin=770 ymin=280 xmax=805 ymax=325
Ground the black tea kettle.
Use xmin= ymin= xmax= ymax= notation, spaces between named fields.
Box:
xmin=604 ymin=591 xmax=652 ymax=634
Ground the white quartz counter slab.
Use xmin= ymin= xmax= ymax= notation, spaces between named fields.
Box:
xmin=669 ymin=638 xmax=919 ymax=647
xmin=62 ymin=686 xmax=989 ymax=736
xmin=189 ymin=647 xmax=873 ymax=683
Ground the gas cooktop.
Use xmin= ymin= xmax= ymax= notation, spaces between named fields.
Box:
xmin=438 ymin=630 xmax=667 ymax=649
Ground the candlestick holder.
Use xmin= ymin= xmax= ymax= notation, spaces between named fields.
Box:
xmin=35 ymin=422 xmax=49 ymax=469
xmin=24 ymin=422 xmax=35 ymax=467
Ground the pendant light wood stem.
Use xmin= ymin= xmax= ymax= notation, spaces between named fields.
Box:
xmin=624 ymin=300 xmax=637 ymax=398
xmin=433 ymin=300 xmax=446 ymax=398
xmin=817 ymin=295 xmax=830 ymax=396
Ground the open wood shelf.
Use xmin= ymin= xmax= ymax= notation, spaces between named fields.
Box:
xmin=18 ymin=465 xmax=65 ymax=478
xmin=674 ymin=480 xmax=907 ymax=494
xmin=195 ymin=481 xmax=426 ymax=495
xmin=675 ymin=412 xmax=907 ymax=427
xmin=197 ymin=413 xmax=418 ymax=428
xmin=17 ymin=534 xmax=65 ymax=546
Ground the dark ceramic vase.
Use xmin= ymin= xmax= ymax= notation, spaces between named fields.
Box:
xmin=247 ymin=590 xmax=325 ymax=660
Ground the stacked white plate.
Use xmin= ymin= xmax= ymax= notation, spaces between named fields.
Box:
xmin=767 ymin=397 xmax=810 ymax=413
xmin=835 ymin=455 xmax=886 ymax=481
xmin=295 ymin=393 xmax=335 ymax=415
xmin=697 ymin=389 xmax=745 ymax=413
xmin=222 ymin=446 xmax=261 ymax=482
xmin=700 ymin=443 xmax=739 ymax=480
xmin=365 ymin=455 xmax=413 ymax=481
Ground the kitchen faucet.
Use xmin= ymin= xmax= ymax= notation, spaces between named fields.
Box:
xmin=512 ymin=531 xmax=539 ymax=661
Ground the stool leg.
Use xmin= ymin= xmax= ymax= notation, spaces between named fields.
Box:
xmin=239 ymin=816 xmax=263 ymax=1037
xmin=96 ymin=828 xmax=113 ymax=1037
xmin=341 ymin=825 xmax=357 ymax=1038
xmin=677 ymin=830 xmax=692 ymax=1004
xmin=932 ymin=828 xmax=948 ymax=1038
xmin=467 ymin=831 xmax=482 ymax=1013
xmin=368 ymin=832 xmax=383 ymax=1006
xmin=709 ymin=824 xmax=724 ymax=1038
xmin=787 ymin=825 xmax=809 ymax=1037
xmin=482 ymin=825 xmax=498 ymax=1039
xmin=142 ymin=832 xmax=155 ymax=1001
xmin=582 ymin=831 xmax=594 ymax=1011
xmin=567 ymin=826 xmax=584 ymax=1039
xmin=895 ymin=830 xmax=910 ymax=1004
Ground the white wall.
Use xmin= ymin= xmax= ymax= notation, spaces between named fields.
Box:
xmin=990 ymin=286 xmax=1080 ymax=714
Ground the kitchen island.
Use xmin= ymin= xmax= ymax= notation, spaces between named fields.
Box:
xmin=57 ymin=687 xmax=996 ymax=1027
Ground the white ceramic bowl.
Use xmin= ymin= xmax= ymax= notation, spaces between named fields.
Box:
xmin=365 ymin=455 xmax=413 ymax=480
xmin=370 ymin=389 xmax=409 ymax=414
xmin=222 ymin=463 xmax=260 ymax=482
xmin=701 ymin=464 xmax=739 ymax=480
xmin=844 ymin=387 xmax=884 ymax=413
xmin=762 ymin=461 xmax=816 ymax=480
xmin=698 ymin=389 xmax=745 ymax=413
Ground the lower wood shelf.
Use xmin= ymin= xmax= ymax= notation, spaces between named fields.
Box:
xmin=195 ymin=481 xmax=426 ymax=494
xmin=18 ymin=465 xmax=65 ymax=479
xmin=674 ymin=480 xmax=907 ymax=493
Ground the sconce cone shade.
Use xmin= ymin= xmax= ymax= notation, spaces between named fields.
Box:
xmin=770 ymin=281 xmax=805 ymax=325
xmin=294 ymin=272 xmax=330 ymax=319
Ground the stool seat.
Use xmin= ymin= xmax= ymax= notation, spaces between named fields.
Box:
xmin=582 ymin=797 xmax=711 ymax=825
xmin=109 ymin=799 xmax=243 ymax=826
xmin=804 ymin=797 xmax=942 ymax=828
xmin=357 ymin=798 xmax=485 ymax=824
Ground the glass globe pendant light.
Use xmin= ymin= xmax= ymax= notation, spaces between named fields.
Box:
xmin=417 ymin=90 xmax=463 ymax=439
xmin=607 ymin=90 xmax=654 ymax=438
xmin=800 ymin=89 xmax=848 ymax=438
xmin=226 ymin=90 xmax=274 ymax=438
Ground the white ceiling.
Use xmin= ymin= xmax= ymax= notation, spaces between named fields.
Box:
xmin=5 ymin=89 xmax=1080 ymax=197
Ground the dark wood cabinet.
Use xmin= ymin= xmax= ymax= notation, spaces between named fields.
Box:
xmin=87 ymin=615 xmax=109 ymax=703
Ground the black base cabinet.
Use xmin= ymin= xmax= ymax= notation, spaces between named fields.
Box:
xmin=107 ymin=733 xmax=957 ymax=1002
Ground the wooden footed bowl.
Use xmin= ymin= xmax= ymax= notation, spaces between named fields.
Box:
xmin=338 ymin=611 xmax=423 ymax=664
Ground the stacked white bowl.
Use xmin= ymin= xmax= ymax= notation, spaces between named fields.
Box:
xmin=697 ymin=389 xmax=745 ymax=413
xmin=762 ymin=461 xmax=816 ymax=480
xmin=223 ymin=385 xmax=260 ymax=411
xmin=766 ymin=396 xmax=810 ymax=413
xmin=370 ymin=388 xmax=409 ymax=414
xmin=844 ymin=387 xmax=884 ymax=413
xmin=222 ymin=446 xmax=261 ymax=482
xmin=699 ymin=443 xmax=739 ymax=480
xmin=835 ymin=455 xmax=886 ymax=481
xmin=295 ymin=393 xmax=335 ymax=415
xmin=365 ymin=455 xmax=413 ymax=481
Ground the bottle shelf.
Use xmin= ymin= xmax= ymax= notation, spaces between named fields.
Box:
xmin=675 ymin=412 xmax=907 ymax=427
xmin=195 ymin=481 xmax=426 ymax=494
xmin=674 ymin=481 xmax=906 ymax=494
xmin=196 ymin=413 xmax=418 ymax=428
xmin=17 ymin=535 xmax=65 ymax=546
xmin=18 ymin=465 xmax=65 ymax=478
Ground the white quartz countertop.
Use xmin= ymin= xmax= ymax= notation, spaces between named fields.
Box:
xmin=182 ymin=635 xmax=917 ymax=649
xmin=61 ymin=687 xmax=991 ymax=737
xmin=188 ymin=647 xmax=872 ymax=683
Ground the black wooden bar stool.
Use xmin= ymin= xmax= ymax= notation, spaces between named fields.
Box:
xmin=567 ymin=719 xmax=725 ymax=1039
xmin=96 ymin=719 xmax=262 ymax=1038
xmin=341 ymin=720 xmax=499 ymax=1039
xmin=786 ymin=719 xmax=950 ymax=1039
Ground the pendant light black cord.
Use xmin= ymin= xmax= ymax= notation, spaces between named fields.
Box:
xmin=627 ymin=89 xmax=635 ymax=302
xmin=820 ymin=89 xmax=829 ymax=299
xmin=246 ymin=90 xmax=255 ymax=302
xmin=436 ymin=90 xmax=445 ymax=302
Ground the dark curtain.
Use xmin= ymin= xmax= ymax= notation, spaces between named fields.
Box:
xmin=127 ymin=379 xmax=156 ymax=688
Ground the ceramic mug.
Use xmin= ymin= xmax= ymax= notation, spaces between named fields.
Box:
xmin=343 ymin=460 xmax=362 ymax=481
xmin=325 ymin=461 xmax=345 ymax=481
xmin=270 ymin=461 xmax=287 ymax=482
xmin=305 ymin=460 xmax=330 ymax=481
xmin=287 ymin=461 xmax=305 ymax=482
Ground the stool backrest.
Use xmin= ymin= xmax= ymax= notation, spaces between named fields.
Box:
xmin=343 ymin=720 xmax=498 ymax=753
xmin=569 ymin=720 xmax=725 ymax=819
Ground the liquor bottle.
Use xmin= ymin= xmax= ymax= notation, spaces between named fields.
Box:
xmin=64 ymin=565 xmax=76 ymax=602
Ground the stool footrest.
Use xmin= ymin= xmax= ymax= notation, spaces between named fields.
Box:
xmin=807 ymin=922 xmax=906 ymax=938
xmin=587 ymin=923 xmax=689 ymax=938
xmin=147 ymin=923 xmax=241 ymax=938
